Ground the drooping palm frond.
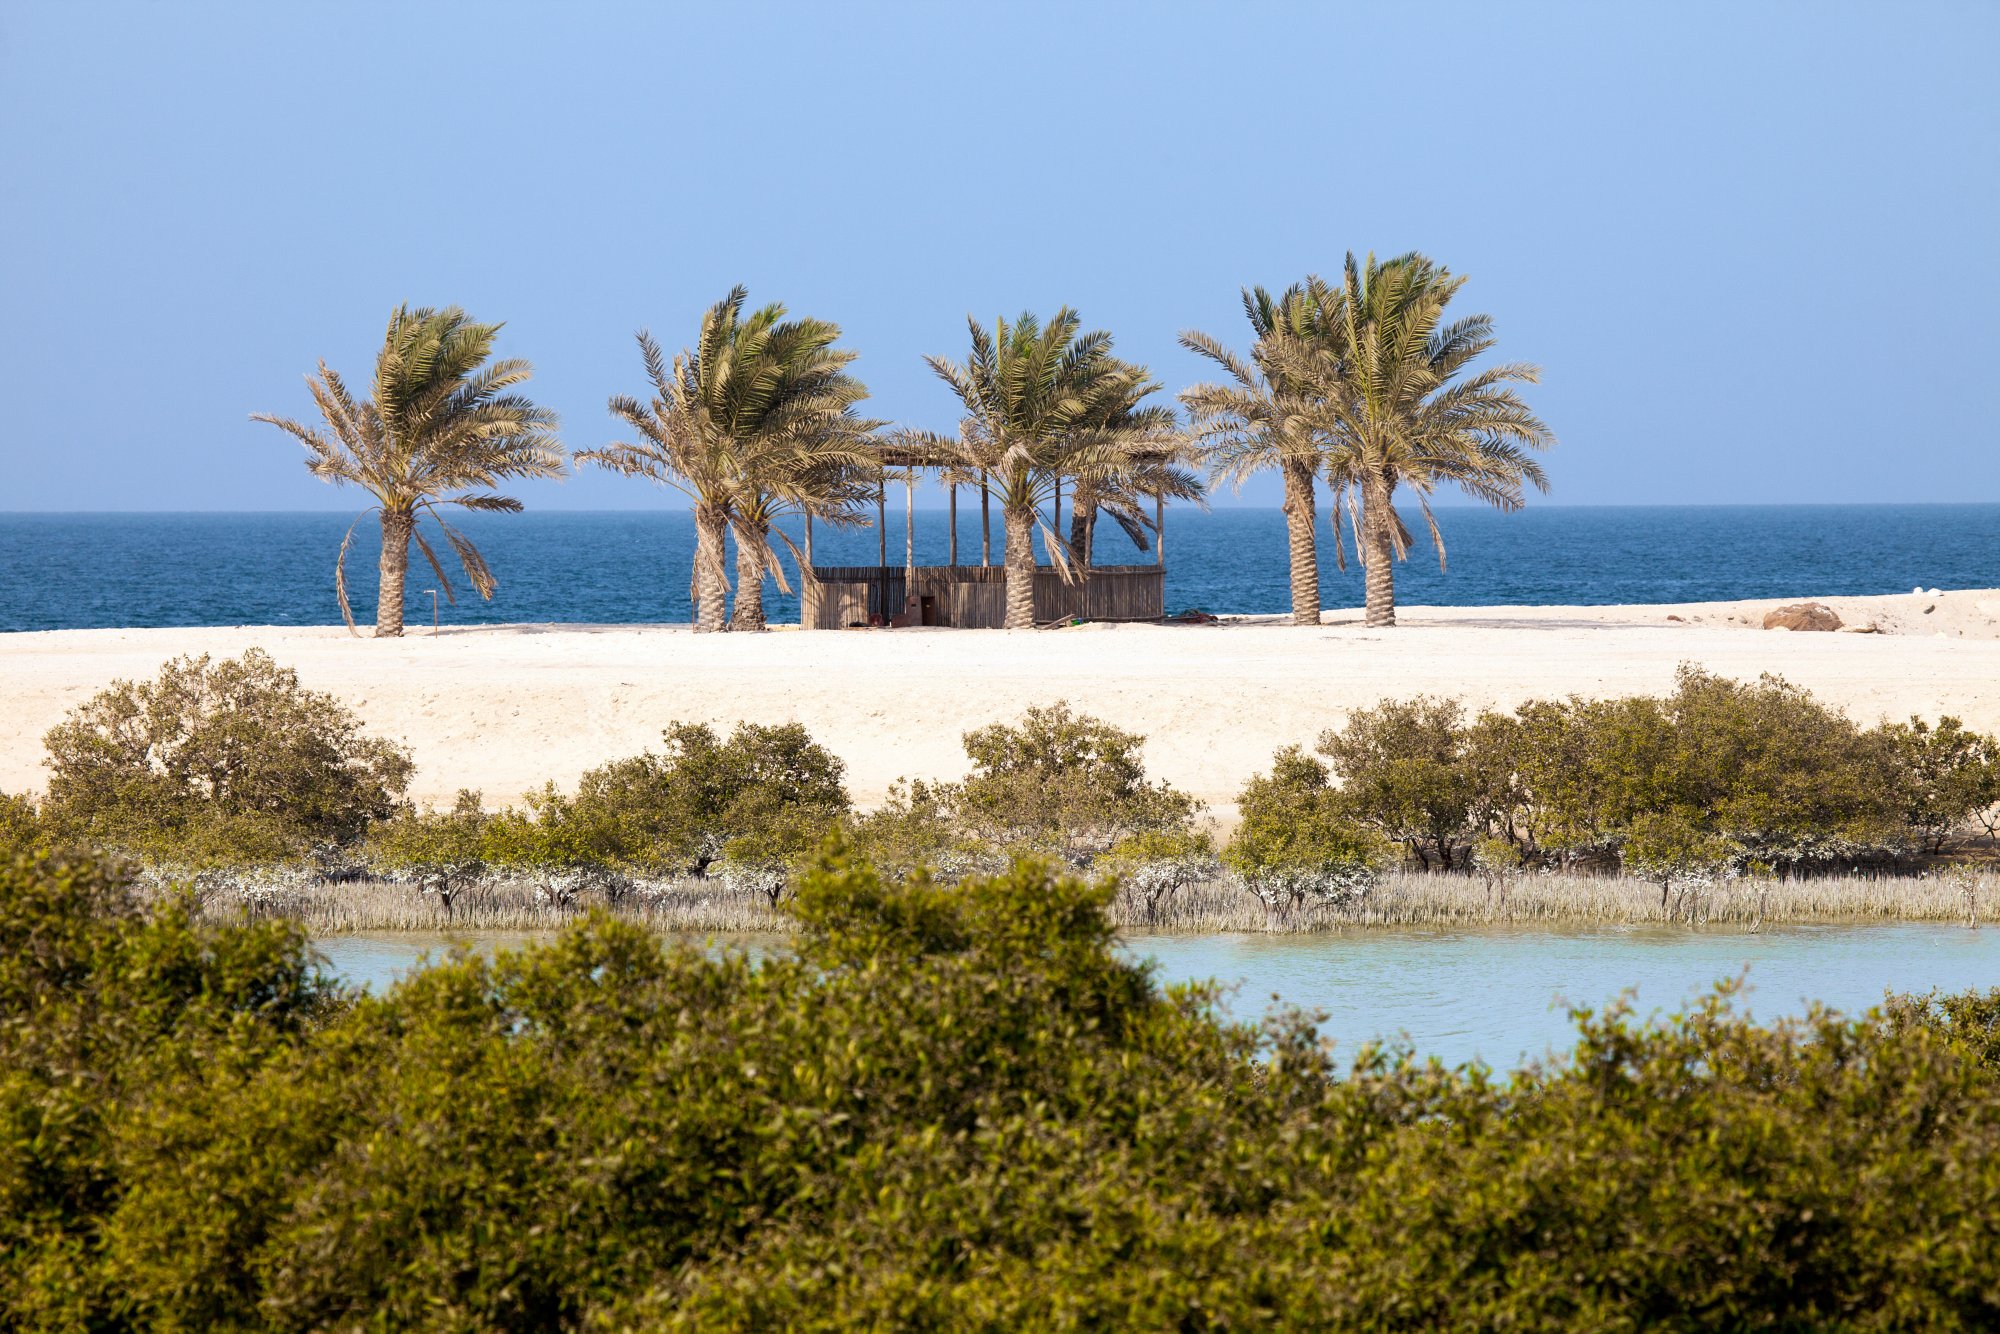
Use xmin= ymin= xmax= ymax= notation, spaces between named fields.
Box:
xmin=252 ymin=306 xmax=564 ymax=633
xmin=920 ymin=312 xmax=1175 ymax=592
xmin=578 ymin=290 xmax=879 ymax=630
xmin=1277 ymin=254 xmax=1553 ymax=620
xmin=1179 ymin=285 xmax=1334 ymax=622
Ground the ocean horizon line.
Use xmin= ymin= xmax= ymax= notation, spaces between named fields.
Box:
xmin=6 ymin=500 xmax=2000 ymax=518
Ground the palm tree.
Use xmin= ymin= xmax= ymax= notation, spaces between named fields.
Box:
xmin=1063 ymin=359 xmax=1201 ymax=571
xmin=252 ymin=305 xmax=563 ymax=637
xmin=578 ymin=288 xmax=875 ymax=633
xmin=1284 ymin=253 xmax=1553 ymax=627
xmin=1180 ymin=286 xmax=1329 ymax=625
xmin=728 ymin=456 xmax=879 ymax=631
xmin=919 ymin=310 xmax=1147 ymax=629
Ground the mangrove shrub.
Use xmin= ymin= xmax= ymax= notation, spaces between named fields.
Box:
xmin=39 ymin=649 xmax=412 ymax=865
xmin=957 ymin=701 xmax=1197 ymax=863
xmin=7 ymin=848 xmax=2000 ymax=1327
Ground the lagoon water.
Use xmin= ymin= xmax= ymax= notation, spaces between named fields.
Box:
xmin=4 ymin=504 xmax=1998 ymax=631
xmin=316 ymin=921 xmax=2000 ymax=1071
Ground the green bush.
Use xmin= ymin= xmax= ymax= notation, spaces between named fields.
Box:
xmin=1646 ymin=666 xmax=1905 ymax=866
xmin=842 ymin=778 xmax=997 ymax=882
xmin=1098 ymin=828 xmax=1219 ymax=925
xmin=561 ymin=721 xmax=849 ymax=876
xmin=476 ymin=789 xmax=634 ymax=907
xmin=362 ymin=788 xmax=491 ymax=913
xmin=1316 ymin=696 xmax=1486 ymax=869
xmin=39 ymin=649 xmax=412 ymax=866
xmin=1884 ymin=715 xmax=2000 ymax=854
xmin=958 ymin=702 xmax=1197 ymax=864
xmin=1311 ymin=668 xmax=1992 ymax=877
xmin=0 ymin=792 xmax=44 ymax=857
xmin=1224 ymin=747 xmax=1388 ymax=920
xmin=10 ymin=846 xmax=2000 ymax=1327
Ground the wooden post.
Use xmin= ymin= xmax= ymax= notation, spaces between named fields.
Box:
xmin=948 ymin=483 xmax=958 ymax=565
xmin=1155 ymin=491 xmax=1165 ymax=567
xmin=980 ymin=472 xmax=991 ymax=566
xmin=904 ymin=472 xmax=915 ymax=580
xmin=805 ymin=512 xmax=815 ymax=567
xmin=877 ymin=479 xmax=887 ymax=567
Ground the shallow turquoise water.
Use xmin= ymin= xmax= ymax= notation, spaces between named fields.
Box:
xmin=315 ymin=921 xmax=2000 ymax=1071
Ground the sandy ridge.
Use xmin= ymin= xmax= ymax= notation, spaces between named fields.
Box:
xmin=3 ymin=588 xmax=1997 ymax=820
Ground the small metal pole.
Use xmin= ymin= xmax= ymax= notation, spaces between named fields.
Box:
xmin=424 ymin=588 xmax=440 ymax=634
xmin=948 ymin=483 xmax=958 ymax=566
xmin=1155 ymin=491 xmax=1165 ymax=567
xmin=877 ymin=479 xmax=887 ymax=567
xmin=980 ymin=473 xmax=991 ymax=566
xmin=804 ymin=512 xmax=814 ymax=567
xmin=904 ymin=471 xmax=915 ymax=580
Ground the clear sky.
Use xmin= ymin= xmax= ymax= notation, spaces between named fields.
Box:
xmin=2 ymin=1 xmax=1994 ymax=512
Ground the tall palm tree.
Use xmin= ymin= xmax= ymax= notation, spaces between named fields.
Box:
xmin=920 ymin=310 xmax=1144 ymax=629
xmin=1063 ymin=359 xmax=1201 ymax=571
xmin=1284 ymin=253 xmax=1553 ymax=627
xmin=252 ymin=305 xmax=563 ymax=637
xmin=578 ymin=288 xmax=875 ymax=633
xmin=727 ymin=456 xmax=879 ymax=631
xmin=1180 ymin=286 xmax=1329 ymax=625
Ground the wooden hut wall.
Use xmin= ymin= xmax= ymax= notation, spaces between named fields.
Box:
xmin=801 ymin=565 xmax=1161 ymax=629
xmin=1032 ymin=566 xmax=1163 ymax=622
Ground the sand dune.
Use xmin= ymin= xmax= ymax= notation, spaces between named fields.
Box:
xmin=3 ymin=588 xmax=1997 ymax=820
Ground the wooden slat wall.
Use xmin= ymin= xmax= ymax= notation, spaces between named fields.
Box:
xmin=800 ymin=566 xmax=1162 ymax=629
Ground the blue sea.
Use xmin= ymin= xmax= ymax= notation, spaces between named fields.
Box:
xmin=0 ymin=505 xmax=1994 ymax=632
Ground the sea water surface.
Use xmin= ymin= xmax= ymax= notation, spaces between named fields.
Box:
xmin=316 ymin=922 xmax=2000 ymax=1071
xmin=3 ymin=504 xmax=1997 ymax=631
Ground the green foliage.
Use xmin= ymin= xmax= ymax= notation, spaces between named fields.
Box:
xmin=0 ymin=792 xmax=44 ymax=857
xmin=1317 ymin=696 xmax=1485 ymax=868
xmin=1885 ymin=715 xmax=2000 ymax=853
xmin=1648 ymin=666 xmax=1904 ymax=863
xmin=252 ymin=304 xmax=565 ymax=634
xmin=1306 ymin=667 xmax=1989 ymax=877
xmin=362 ymin=788 xmax=491 ymax=911
xmin=1885 ymin=988 xmax=2000 ymax=1075
xmin=39 ymin=649 xmax=412 ymax=866
xmin=841 ymin=777 xmax=995 ymax=882
xmin=11 ymin=848 xmax=2000 ymax=1326
xmin=958 ymin=702 xmax=1197 ymax=864
xmin=1098 ymin=827 xmax=1219 ymax=924
xmin=558 ymin=721 xmax=850 ymax=876
xmin=0 ymin=849 xmax=335 ymax=1325
xmin=1224 ymin=747 xmax=1388 ymax=919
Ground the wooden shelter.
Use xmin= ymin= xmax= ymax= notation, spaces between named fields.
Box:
xmin=797 ymin=443 xmax=1170 ymax=630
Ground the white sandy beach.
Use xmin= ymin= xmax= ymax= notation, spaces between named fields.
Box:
xmin=3 ymin=588 xmax=1997 ymax=820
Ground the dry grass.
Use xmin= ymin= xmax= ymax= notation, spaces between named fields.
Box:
xmin=1112 ymin=868 xmax=2000 ymax=933
xmin=175 ymin=874 xmax=784 ymax=934
xmin=169 ymin=865 xmax=2000 ymax=937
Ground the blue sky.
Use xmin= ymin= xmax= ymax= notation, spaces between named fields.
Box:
xmin=2 ymin=1 xmax=1994 ymax=511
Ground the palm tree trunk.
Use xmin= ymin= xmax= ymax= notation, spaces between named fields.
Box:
xmin=1363 ymin=483 xmax=1397 ymax=628
xmin=1067 ymin=484 xmax=1096 ymax=573
xmin=693 ymin=504 xmax=730 ymax=634
xmin=730 ymin=521 xmax=767 ymax=631
xmin=1003 ymin=505 xmax=1035 ymax=629
xmin=375 ymin=509 xmax=413 ymax=638
xmin=1281 ymin=458 xmax=1320 ymax=626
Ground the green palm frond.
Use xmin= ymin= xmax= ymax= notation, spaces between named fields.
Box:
xmin=920 ymin=318 xmax=1178 ymax=580
xmin=252 ymin=305 xmax=566 ymax=632
xmin=584 ymin=289 xmax=879 ymax=604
